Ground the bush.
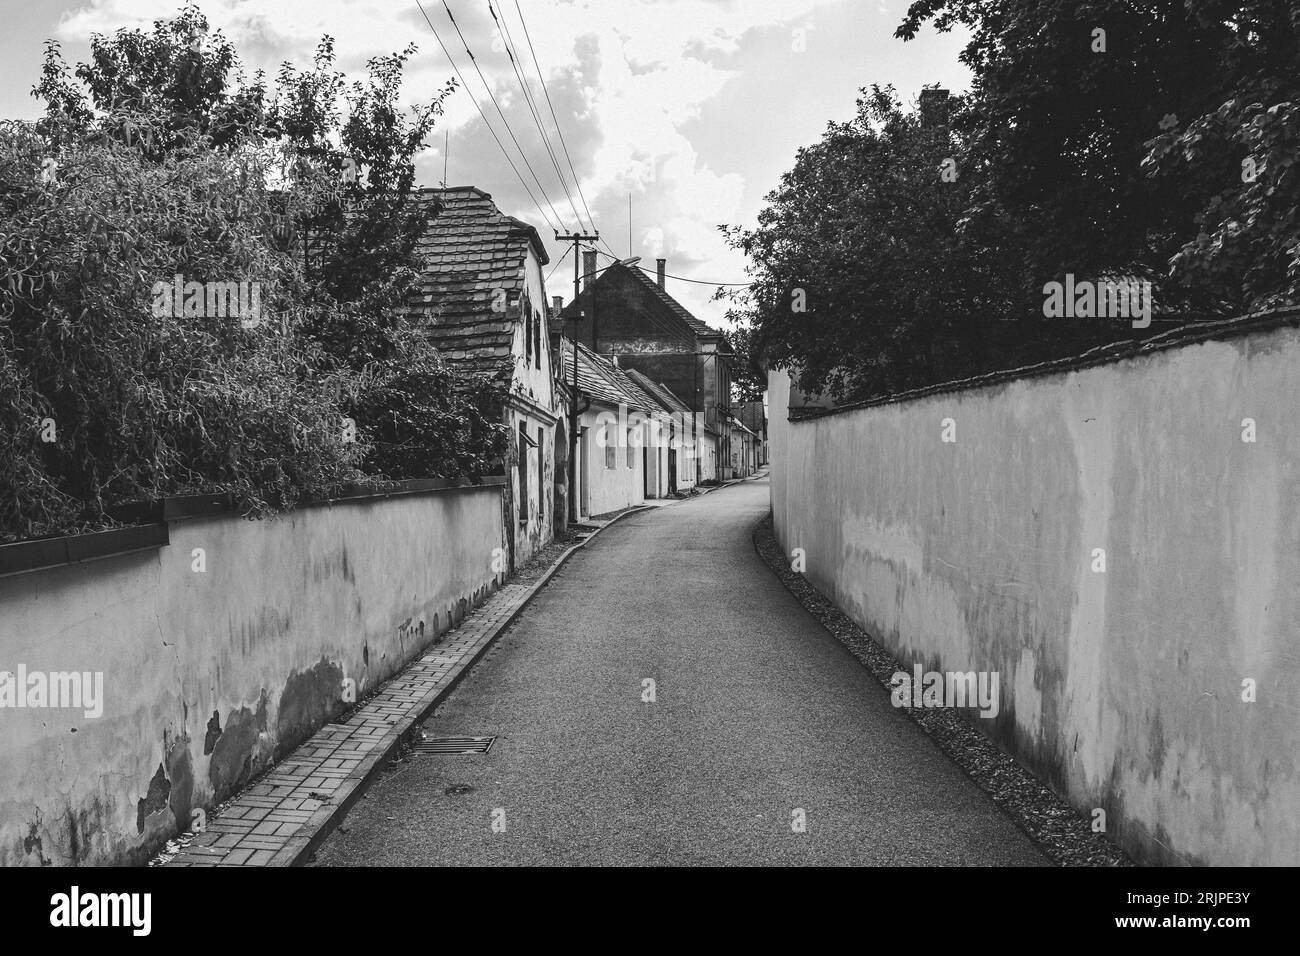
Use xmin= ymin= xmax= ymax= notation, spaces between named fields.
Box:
xmin=1 ymin=6 xmax=512 ymax=543
xmin=0 ymin=115 xmax=366 ymax=541
xmin=348 ymin=329 xmax=507 ymax=481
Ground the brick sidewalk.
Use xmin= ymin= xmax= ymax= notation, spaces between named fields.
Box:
xmin=164 ymin=573 xmax=555 ymax=866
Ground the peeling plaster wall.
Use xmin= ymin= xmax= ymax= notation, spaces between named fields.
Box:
xmin=577 ymin=404 xmax=648 ymax=518
xmin=768 ymin=326 xmax=1300 ymax=866
xmin=0 ymin=486 xmax=504 ymax=866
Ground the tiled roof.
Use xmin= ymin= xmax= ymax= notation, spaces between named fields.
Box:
xmin=729 ymin=416 xmax=757 ymax=437
xmin=559 ymin=262 xmax=728 ymax=345
xmin=408 ymin=186 xmax=548 ymax=377
xmin=559 ymin=339 xmax=661 ymax=413
xmin=624 ymin=368 xmax=693 ymax=416
xmin=617 ymin=372 xmax=666 ymax=415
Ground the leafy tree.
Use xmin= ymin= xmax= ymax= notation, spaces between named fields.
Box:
xmin=0 ymin=114 xmax=360 ymax=540
xmin=32 ymin=4 xmax=457 ymax=364
xmin=896 ymin=0 xmax=1298 ymax=313
xmin=1 ymin=3 xmax=508 ymax=541
xmin=720 ymin=86 xmax=1024 ymax=401
xmin=1141 ymin=1 xmax=1300 ymax=310
xmin=728 ymin=1 xmax=1300 ymax=405
xmin=723 ymin=323 xmax=768 ymax=404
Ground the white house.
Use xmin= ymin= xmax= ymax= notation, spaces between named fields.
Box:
xmin=410 ymin=186 xmax=560 ymax=571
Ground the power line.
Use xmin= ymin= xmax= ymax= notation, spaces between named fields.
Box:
xmin=591 ymin=247 xmax=751 ymax=287
xmin=511 ymin=0 xmax=598 ymax=234
xmin=652 ymin=271 xmax=751 ymax=288
xmin=581 ymin=245 xmax=697 ymax=350
xmin=437 ymin=0 xmax=571 ymax=232
xmin=545 ymin=241 xmax=573 ymax=284
xmin=413 ymin=0 xmax=558 ymax=233
xmin=488 ymin=0 xmax=586 ymax=233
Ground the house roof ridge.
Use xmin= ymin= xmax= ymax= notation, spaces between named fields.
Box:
xmin=621 ymin=264 xmax=722 ymax=339
xmin=623 ymin=367 xmax=693 ymax=416
xmin=562 ymin=339 xmax=660 ymax=412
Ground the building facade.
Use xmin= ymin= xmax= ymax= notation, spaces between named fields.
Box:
xmin=410 ymin=186 xmax=559 ymax=571
xmin=560 ymin=256 xmax=736 ymax=481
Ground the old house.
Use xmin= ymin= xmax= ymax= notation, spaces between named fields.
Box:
xmin=738 ymin=399 xmax=768 ymax=467
xmin=728 ymin=415 xmax=758 ymax=477
xmin=623 ymin=367 xmax=699 ymax=496
xmin=409 ymin=186 xmax=559 ymax=571
xmin=557 ymin=338 xmax=690 ymax=517
xmin=560 ymin=254 xmax=735 ymax=482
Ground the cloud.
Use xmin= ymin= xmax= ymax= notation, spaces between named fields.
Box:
xmin=48 ymin=0 xmax=956 ymax=325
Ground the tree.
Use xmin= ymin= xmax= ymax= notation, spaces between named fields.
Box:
xmin=726 ymin=1 xmax=1300 ymax=406
xmin=720 ymin=86 xmax=1024 ymax=402
xmin=723 ymin=323 xmax=767 ymax=404
xmin=896 ymin=0 xmax=1298 ymax=314
xmin=1141 ymin=1 xmax=1300 ymax=310
xmin=0 ymin=113 xmax=361 ymax=540
xmin=2 ymin=3 xmax=507 ymax=541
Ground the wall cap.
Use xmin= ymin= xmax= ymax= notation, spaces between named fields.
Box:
xmin=787 ymin=307 xmax=1300 ymax=422
xmin=2 ymin=476 xmax=506 ymax=579
xmin=0 ymin=523 xmax=170 ymax=579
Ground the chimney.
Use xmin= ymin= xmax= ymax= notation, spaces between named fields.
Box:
xmin=582 ymin=250 xmax=598 ymax=287
xmin=656 ymin=258 xmax=666 ymax=289
xmin=552 ymin=295 xmax=563 ymax=313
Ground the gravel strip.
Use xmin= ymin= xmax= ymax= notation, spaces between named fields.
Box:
xmin=752 ymin=512 xmax=1134 ymax=867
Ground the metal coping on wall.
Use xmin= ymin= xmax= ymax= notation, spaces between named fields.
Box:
xmin=0 ymin=523 xmax=170 ymax=578
xmin=0 ymin=476 xmax=507 ymax=578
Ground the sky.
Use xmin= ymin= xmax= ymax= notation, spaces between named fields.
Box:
xmin=0 ymin=0 xmax=971 ymax=327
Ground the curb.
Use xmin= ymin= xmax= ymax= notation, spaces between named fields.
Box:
xmin=269 ymin=505 xmax=650 ymax=866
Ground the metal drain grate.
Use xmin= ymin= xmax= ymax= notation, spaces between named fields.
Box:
xmin=410 ymin=735 xmax=496 ymax=755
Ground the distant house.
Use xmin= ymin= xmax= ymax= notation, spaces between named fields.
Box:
xmin=557 ymin=339 xmax=699 ymax=517
xmin=409 ymin=186 xmax=559 ymax=572
xmin=623 ymin=368 xmax=699 ymax=496
xmin=560 ymin=255 xmax=735 ymax=482
xmin=738 ymin=399 xmax=768 ymax=466
xmin=728 ymin=416 xmax=758 ymax=477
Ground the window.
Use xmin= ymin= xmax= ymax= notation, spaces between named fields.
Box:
xmin=524 ymin=310 xmax=533 ymax=365
xmin=626 ymin=429 xmax=634 ymax=469
xmin=533 ymin=311 xmax=541 ymax=368
xmin=518 ymin=422 xmax=528 ymax=522
xmin=537 ymin=426 xmax=545 ymax=518
xmin=604 ymin=424 xmax=616 ymax=469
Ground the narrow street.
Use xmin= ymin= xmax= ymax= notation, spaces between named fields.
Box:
xmin=313 ymin=477 xmax=1047 ymax=866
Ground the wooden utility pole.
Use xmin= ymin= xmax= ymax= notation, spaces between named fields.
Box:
xmin=555 ymin=229 xmax=600 ymax=523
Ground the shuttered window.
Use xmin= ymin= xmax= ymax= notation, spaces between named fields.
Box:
xmin=518 ymin=422 xmax=528 ymax=522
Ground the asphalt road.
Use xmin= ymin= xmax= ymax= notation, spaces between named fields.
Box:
xmin=312 ymin=476 xmax=1048 ymax=866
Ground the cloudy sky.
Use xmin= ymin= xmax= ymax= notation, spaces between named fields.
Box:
xmin=0 ymin=0 xmax=969 ymax=326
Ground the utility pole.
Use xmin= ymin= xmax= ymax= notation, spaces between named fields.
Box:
xmin=556 ymin=230 xmax=599 ymax=525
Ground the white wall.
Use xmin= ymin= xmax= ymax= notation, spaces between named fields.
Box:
xmin=578 ymin=404 xmax=647 ymax=517
xmin=508 ymin=251 xmax=558 ymax=568
xmin=0 ymin=486 xmax=504 ymax=866
xmin=769 ymin=324 xmax=1300 ymax=866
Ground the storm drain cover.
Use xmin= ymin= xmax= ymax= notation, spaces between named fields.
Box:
xmin=411 ymin=735 xmax=496 ymax=755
